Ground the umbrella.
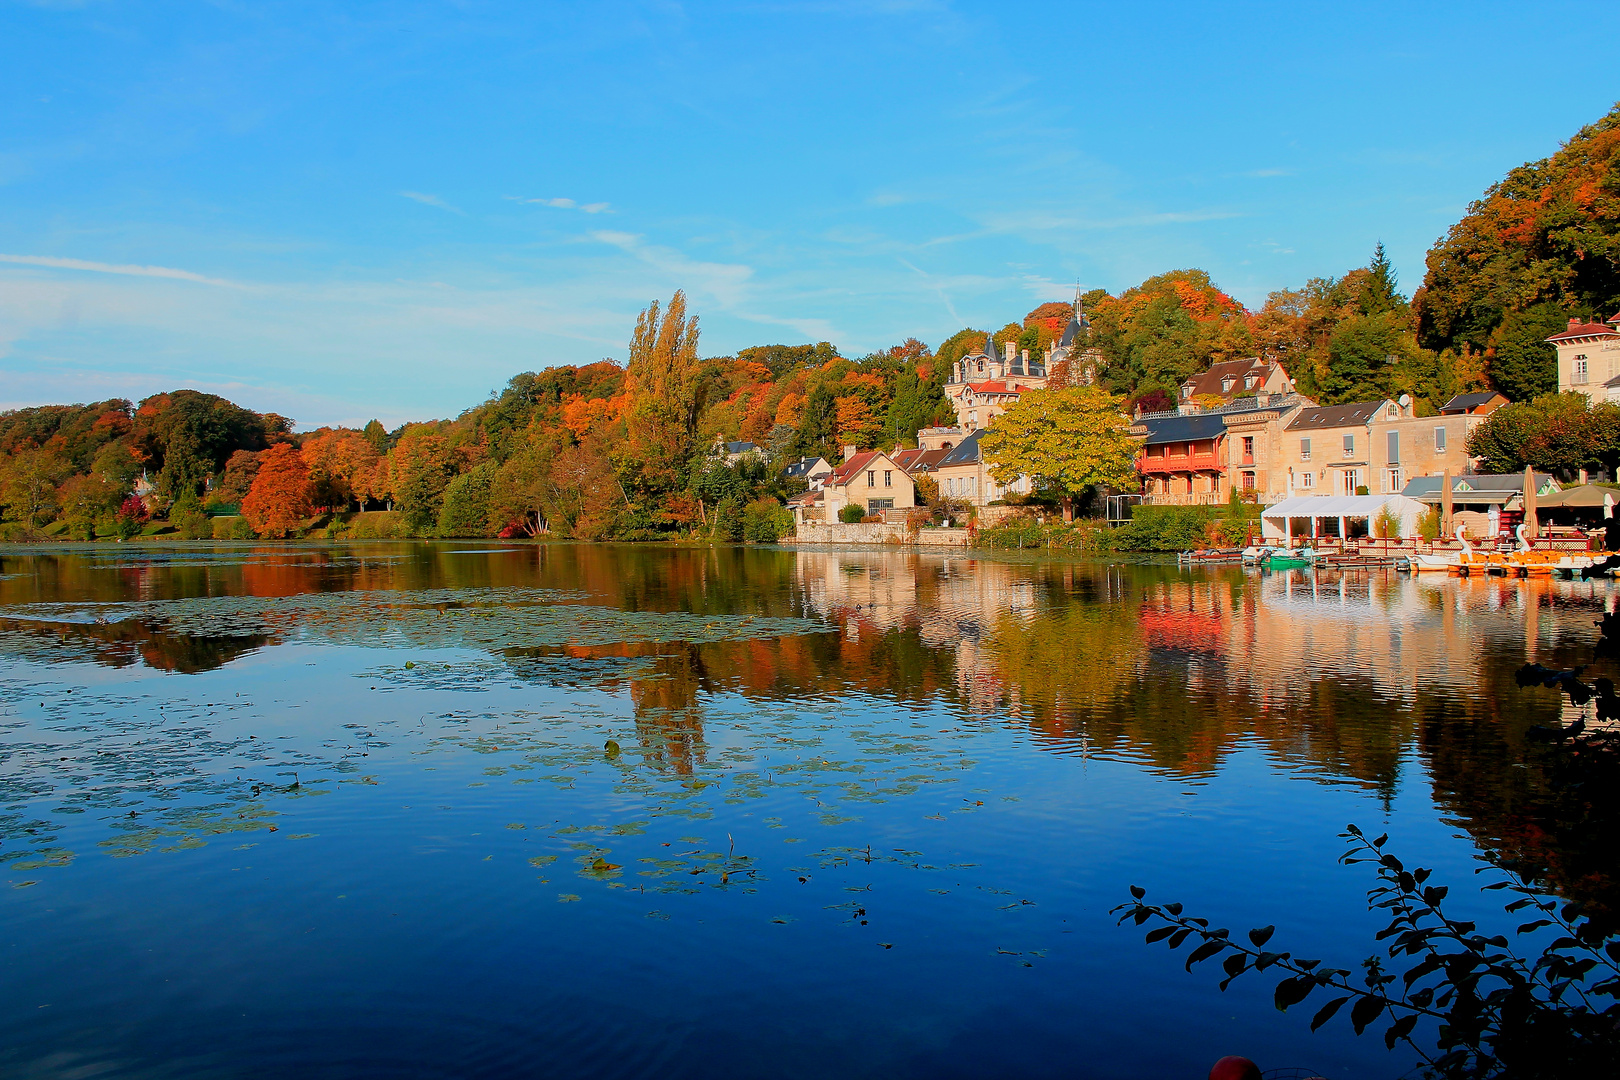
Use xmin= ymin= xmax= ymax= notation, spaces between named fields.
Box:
xmin=1536 ymin=484 xmax=1620 ymax=508
xmin=1441 ymin=468 xmax=1453 ymax=535
xmin=1524 ymin=466 xmax=1538 ymax=540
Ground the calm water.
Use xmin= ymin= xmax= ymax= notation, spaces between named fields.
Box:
xmin=0 ymin=542 xmax=1607 ymax=1079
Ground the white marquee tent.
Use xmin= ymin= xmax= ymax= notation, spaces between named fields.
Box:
xmin=1261 ymin=494 xmax=1430 ymax=543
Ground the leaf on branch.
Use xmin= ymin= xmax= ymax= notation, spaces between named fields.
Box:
xmin=1350 ymin=994 xmax=1386 ymax=1034
xmin=1384 ymin=1013 xmax=1418 ymax=1049
xmin=1248 ymin=925 xmax=1275 ymax=948
xmin=1145 ymin=926 xmax=1176 ymax=944
xmin=1185 ymin=941 xmax=1226 ymax=971
xmin=1274 ymin=976 xmax=1313 ymax=1011
xmin=1129 ymin=885 xmax=1145 ymax=900
xmin=1310 ymin=996 xmax=1350 ymax=1031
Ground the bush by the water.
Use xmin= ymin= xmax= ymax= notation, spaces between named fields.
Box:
xmin=1110 ymin=505 xmax=1257 ymax=552
xmin=838 ymin=504 xmax=866 ymax=524
xmin=743 ymin=498 xmax=792 ymax=542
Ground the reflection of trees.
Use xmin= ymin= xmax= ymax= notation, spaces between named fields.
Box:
xmin=630 ymin=648 xmax=710 ymax=776
xmin=0 ymin=617 xmax=269 ymax=673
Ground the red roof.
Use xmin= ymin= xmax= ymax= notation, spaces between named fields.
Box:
xmin=1547 ymin=319 xmax=1618 ymax=342
xmin=827 ymin=451 xmax=883 ymax=487
xmin=891 ymin=446 xmax=951 ymax=474
xmin=967 ymin=380 xmax=1022 ymax=395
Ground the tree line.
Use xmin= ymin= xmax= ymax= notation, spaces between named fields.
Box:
xmin=2 ymin=102 xmax=1617 ymax=540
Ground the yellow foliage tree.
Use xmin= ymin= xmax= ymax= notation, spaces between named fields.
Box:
xmin=979 ymin=386 xmax=1138 ymax=520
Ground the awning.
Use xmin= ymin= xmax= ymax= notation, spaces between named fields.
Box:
xmin=1535 ymin=484 xmax=1618 ymax=508
xmin=1263 ymin=494 xmax=1427 ymax=518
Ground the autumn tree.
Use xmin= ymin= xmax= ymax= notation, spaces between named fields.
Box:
xmin=0 ymin=444 xmax=70 ymax=525
xmin=624 ymin=291 xmax=703 ymax=498
xmin=240 ymin=443 xmax=312 ymax=538
xmin=980 ymin=386 xmax=1138 ymax=520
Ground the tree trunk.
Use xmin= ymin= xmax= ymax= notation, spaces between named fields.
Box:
xmin=1062 ymin=495 xmax=1075 ymax=522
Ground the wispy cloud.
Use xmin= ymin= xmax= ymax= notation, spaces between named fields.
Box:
xmin=0 ymin=252 xmax=237 ymax=287
xmin=400 ymin=191 xmax=464 ymax=214
xmin=509 ymin=196 xmax=612 ymax=213
xmin=589 ymin=231 xmax=753 ymax=307
xmin=898 ymin=258 xmax=964 ymax=324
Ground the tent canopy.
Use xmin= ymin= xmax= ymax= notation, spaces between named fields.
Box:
xmin=1260 ymin=494 xmax=1430 ymax=541
xmin=1535 ymin=484 xmax=1619 ymax=509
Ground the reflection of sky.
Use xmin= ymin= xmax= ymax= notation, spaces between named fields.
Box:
xmin=0 ymin=543 xmax=1610 ymax=1079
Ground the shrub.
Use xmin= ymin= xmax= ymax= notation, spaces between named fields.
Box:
xmin=711 ymin=496 xmax=745 ymax=542
xmin=1417 ymin=506 xmax=1441 ymax=541
xmin=742 ymin=498 xmax=792 ymax=543
xmin=838 ymin=504 xmax=866 ymax=524
xmin=347 ymin=511 xmax=405 ymax=539
xmin=1374 ymin=507 xmax=1402 ymax=539
xmin=211 ymin=516 xmax=255 ymax=540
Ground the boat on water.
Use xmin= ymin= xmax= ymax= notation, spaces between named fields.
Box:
xmin=1262 ymin=548 xmax=1314 ymax=570
xmin=1240 ymin=545 xmax=1277 ymax=565
xmin=1177 ymin=547 xmax=1246 ymax=564
xmin=1411 ymin=526 xmax=1477 ymax=573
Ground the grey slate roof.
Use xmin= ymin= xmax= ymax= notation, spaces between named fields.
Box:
xmin=1135 ymin=413 xmax=1227 ymax=446
xmin=1286 ymin=401 xmax=1388 ymax=431
xmin=725 ymin=441 xmax=760 ymax=455
xmin=937 ymin=429 xmax=984 ymax=467
xmin=1401 ymin=473 xmax=1559 ymax=503
xmin=1439 ymin=392 xmax=1501 ymax=413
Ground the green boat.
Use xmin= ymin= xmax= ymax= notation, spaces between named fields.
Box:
xmin=1263 ymin=549 xmax=1315 ymax=570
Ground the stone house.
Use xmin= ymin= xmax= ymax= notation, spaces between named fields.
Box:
xmin=1177 ymin=357 xmax=1294 ymax=409
xmin=1551 ymin=315 xmax=1620 ymax=402
xmin=821 ymin=449 xmax=917 ymax=520
xmin=931 ymin=430 xmax=1032 ymax=508
xmin=1278 ymin=397 xmax=1487 ymax=498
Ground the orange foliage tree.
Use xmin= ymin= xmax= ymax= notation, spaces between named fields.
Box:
xmin=240 ymin=443 xmax=312 ymax=538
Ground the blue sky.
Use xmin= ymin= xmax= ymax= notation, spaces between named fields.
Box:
xmin=2 ymin=1 xmax=1616 ymax=428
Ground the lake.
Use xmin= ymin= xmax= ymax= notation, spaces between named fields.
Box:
xmin=0 ymin=542 xmax=1605 ymax=1079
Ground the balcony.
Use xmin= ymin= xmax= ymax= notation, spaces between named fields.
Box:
xmin=1138 ymin=452 xmax=1221 ymax=474
xmin=1144 ymin=492 xmax=1224 ymax=506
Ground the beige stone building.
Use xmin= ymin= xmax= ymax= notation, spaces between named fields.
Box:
xmin=789 ymin=448 xmax=916 ymax=524
xmin=1277 ymin=396 xmax=1493 ymax=498
xmin=931 ymin=429 xmax=1032 ymax=508
xmin=1177 ymin=357 xmax=1294 ymax=408
xmin=1551 ymin=315 xmax=1620 ymax=401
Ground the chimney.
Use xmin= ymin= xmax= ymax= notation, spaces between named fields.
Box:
xmin=1003 ymin=341 xmax=1015 ymax=364
xmin=1257 ymin=391 xmax=1270 ymax=407
xmin=1571 ymin=317 xmax=1581 ymax=330
xmin=1021 ymin=348 xmax=1030 ymax=365
xmin=842 ymin=444 xmax=857 ymax=461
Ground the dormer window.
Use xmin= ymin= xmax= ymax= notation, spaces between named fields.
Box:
xmin=1244 ymin=376 xmax=1257 ymax=390
xmin=1221 ymin=377 xmax=1235 ymax=393
xmin=1387 ymin=404 xmax=1398 ymax=419
xmin=1181 ymin=385 xmax=1192 ymax=400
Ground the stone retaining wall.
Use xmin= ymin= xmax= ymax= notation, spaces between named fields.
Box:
xmin=792 ymin=524 xmax=972 ymax=546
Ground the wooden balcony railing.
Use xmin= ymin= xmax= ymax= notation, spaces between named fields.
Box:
xmin=1138 ymin=453 xmax=1221 ymax=473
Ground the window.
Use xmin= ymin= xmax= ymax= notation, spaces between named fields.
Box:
xmin=1435 ymin=426 xmax=1447 ymax=452
xmin=1300 ymin=472 xmax=1315 ymax=490
xmin=1386 ymin=469 xmax=1402 ymax=494
xmin=1575 ymin=356 xmax=1589 ymax=384
xmin=1343 ymin=469 xmax=1361 ymax=495
xmin=1300 ymin=437 xmax=1311 ymax=461
xmin=1242 ymin=471 xmax=1255 ymax=491
xmin=867 ymin=499 xmax=894 ymax=512
xmin=1387 ymin=404 xmax=1398 ymax=419
xmin=1244 ymin=376 xmax=1257 ymax=390
xmin=1181 ymin=385 xmax=1192 ymax=400
xmin=866 ymin=470 xmax=875 ymax=487
xmin=1242 ymin=436 xmax=1255 ymax=461
xmin=884 ymin=470 xmax=892 ymax=487
xmin=1343 ymin=434 xmax=1356 ymax=458
xmin=1222 ymin=377 xmax=1235 ymax=393
xmin=1387 ymin=431 xmax=1400 ymax=464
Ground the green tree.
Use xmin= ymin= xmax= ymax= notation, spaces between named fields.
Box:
xmin=1489 ymin=303 xmax=1564 ymax=401
xmin=980 ymin=386 xmax=1139 ymax=520
xmin=437 ymin=461 xmax=497 ymax=537
xmin=793 ymin=383 xmax=838 ymax=460
xmin=624 ymin=291 xmax=704 ymax=500
xmin=362 ymin=419 xmax=389 ymax=455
